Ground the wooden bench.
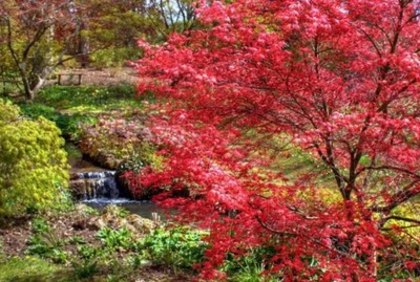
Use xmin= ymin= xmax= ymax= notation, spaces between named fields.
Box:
xmin=57 ymin=73 xmax=83 ymax=85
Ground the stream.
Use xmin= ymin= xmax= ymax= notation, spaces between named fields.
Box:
xmin=70 ymin=159 xmax=164 ymax=220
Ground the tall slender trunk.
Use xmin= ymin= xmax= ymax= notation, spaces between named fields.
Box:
xmin=77 ymin=20 xmax=89 ymax=67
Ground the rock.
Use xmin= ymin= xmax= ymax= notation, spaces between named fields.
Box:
xmin=116 ymin=174 xmax=135 ymax=198
xmin=126 ymin=214 xmax=155 ymax=234
xmin=92 ymin=206 xmax=157 ymax=235
xmin=88 ymin=217 xmax=106 ymax=230
xmin=84 ymin=152 xmax=122 ymax=170
xmin=70 ymin=172 xmax=80 ymax=180
xmin=104 ymin=157 xmax=121 ymax=170
xmin=70 ymin=179 xmax=87 ymax=199
xmin=74 ymin=203 xmax=97 ymax=216
xmin=119 ymin=218 xmax=129 ymax=227
xmin=102 ymin=204 xmax=121 ymax=216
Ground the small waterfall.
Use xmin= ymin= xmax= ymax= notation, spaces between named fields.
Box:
xmin=70 ymin=168 xmax=165 ymax=219
xmin=71 ymin=170 xmax=127 ymax=203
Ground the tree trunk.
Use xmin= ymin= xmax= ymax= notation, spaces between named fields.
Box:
xmin=20 ymin=71 xmax=34 ymax=101
xmin=21 ymin=72 xmax=47 ymax=101
xmin=77 ymin=21 xmax=90 ymax=68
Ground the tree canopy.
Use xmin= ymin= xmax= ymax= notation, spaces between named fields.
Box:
xmin=0 ymin=0 xmax=195 ymax=99
xmin=135 ymin=0 xmax=420 ymax=280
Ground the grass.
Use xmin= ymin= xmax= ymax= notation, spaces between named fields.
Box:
xmin=0 ymin=256 xmax=70 ymax=282
xmin=34 ymin=84 xmax=144 ymax=114
xmin=0 ymin=256 xmax=162 ymax=282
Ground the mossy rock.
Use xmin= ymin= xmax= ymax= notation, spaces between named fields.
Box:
xmin=95 ymin=205 xmax=157 ymax=235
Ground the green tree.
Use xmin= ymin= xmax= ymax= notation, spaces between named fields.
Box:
xmin=80 ymin=0 xmax=196 ymax=67
xmin=80 ymin=0 xmax=147 ymax=67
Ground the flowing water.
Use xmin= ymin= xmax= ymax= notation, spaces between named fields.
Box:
xmin=71 ymin=164 xmax=164 ymax=220
xmin=74 ymin=170 xmax=120 ymax=199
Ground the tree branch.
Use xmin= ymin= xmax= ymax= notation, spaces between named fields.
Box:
xmin=382 ymin=215 xmax=420 ymax=226
xmin=371 ymin=181 xmax=420 ymax=213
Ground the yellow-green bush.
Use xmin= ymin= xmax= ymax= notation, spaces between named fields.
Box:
xmin=0 ymin=99 xmax=69 ymax=216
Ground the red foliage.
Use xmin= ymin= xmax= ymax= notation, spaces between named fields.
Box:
xmin=134 ymin=0 xmax=419 ymax=280
xmin=1 ymin=0 xmax=79 ymax=38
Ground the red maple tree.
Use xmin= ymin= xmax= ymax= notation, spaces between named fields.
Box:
xmin=133 ymin=0 xmax=419 ymax=280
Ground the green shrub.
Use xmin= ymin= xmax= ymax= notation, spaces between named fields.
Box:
xmin=67 ymin=235 xmax=87 ymax=245
xmin=71 ymin=233 xmax=135 ymax=280
xmin=141 ymin=227 xmax=208 ymax=269
xmin=222 ymin=246 xmax=277 ymax=282
xmin=97 ymin=227 xmax=134 ymax=250
xmin=72 ymin=245 xmax=101 ymax=279
xmin=0 ymin=98 xmax=20 ymax=121
xmin=0 ymin=99 xmax=69 ymax=216
xmin=26 ymin=218 xmax=68 ymax=264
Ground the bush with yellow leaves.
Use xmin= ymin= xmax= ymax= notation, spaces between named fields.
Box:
xmin=0 ymin=99 xmax=69 ymax=216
